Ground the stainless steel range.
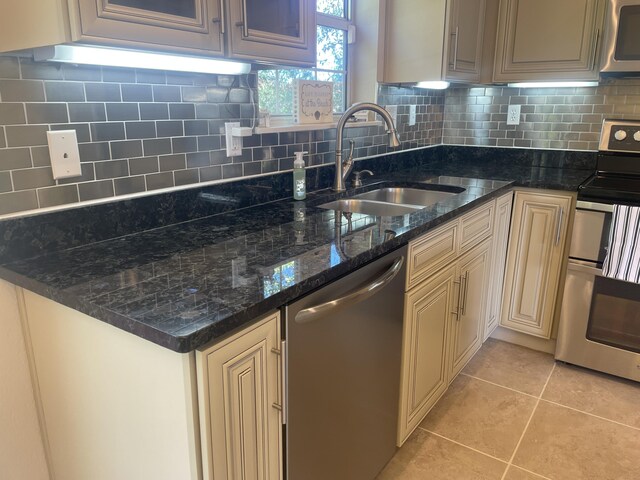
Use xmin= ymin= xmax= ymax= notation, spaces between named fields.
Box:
xmin=556 ymin=119 xmax=640 ymax=382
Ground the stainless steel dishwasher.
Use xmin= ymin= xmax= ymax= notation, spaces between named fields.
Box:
xmin=284 ymin=246 xmax=407 ymax=480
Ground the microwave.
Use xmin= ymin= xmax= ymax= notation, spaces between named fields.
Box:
xmin=601 ymin=0 xmax=640 ymax=74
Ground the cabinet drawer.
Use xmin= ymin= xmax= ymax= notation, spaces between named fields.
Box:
xmin=459 ymin=201 xmax=494 ymax=254
xmin=407 ymin=221 xmax=458 ymax=290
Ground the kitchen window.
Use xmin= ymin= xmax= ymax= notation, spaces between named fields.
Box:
xmin=257 ymin=0 xmax=351 ymax=118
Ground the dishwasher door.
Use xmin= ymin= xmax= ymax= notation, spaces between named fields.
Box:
xmin=284 ymin=246 xmax=407 ymax=480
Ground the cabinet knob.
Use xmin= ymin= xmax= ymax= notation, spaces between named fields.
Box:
xmin=212 ymin=17 xmax=221 ymax=24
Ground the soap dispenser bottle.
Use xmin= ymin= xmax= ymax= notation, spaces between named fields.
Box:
xmin=293 ymin=151 xmax=308 ymax=200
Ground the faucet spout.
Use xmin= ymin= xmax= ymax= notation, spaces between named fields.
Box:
xmin=333 ymin=103 xmax=401 ymax=191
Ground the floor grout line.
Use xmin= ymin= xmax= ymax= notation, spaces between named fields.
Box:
xmin=417 ymin=427 xmax=509 ymax=464
xmin=459 ymin=372 xmax=544 ymax=399
xmin=499 ymin=362 xmax=556 ymax=480
xmin=538 ymin=398 xmax=640 ymax=432
xmin=507 ymin=465 xmax=555 ymax=480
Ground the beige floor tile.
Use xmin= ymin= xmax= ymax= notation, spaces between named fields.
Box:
xmin=504 ymin=466 xmax=549 ymax=479
xmin=376 ymin=429 xmax=506 ymax=480
xmin=462 ymin=338 xmax=555 ymax=396
xmin=542 ymin=363 xmax=640 ymax=428
xmin=513 ymin=401 xmax=640 ymax=480
xmin=419 ymin=375 xmax=537 ymax=461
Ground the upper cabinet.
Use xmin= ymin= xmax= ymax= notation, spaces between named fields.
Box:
xmin=380 ymin=0 xmax=498 ymax=84
xmin=226 ymin=0 xmax=316 ymax=66
xmin=0 ymin=0 xmax=315 ymax=66
xmin=493 ymin=0 xmax=605 ymax=82
xmin=73 ymin=0 xmax=224 ymax=55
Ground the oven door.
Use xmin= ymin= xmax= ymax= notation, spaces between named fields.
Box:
xmin=556 ymin=261 xmax=640 ymax=382
xmin=601 ymin=0 xmax=640 ymax=74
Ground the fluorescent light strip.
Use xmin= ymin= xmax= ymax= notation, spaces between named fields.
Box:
xmin=35 ymin=45 xmax=252 ymax=76
xmin=416 ymin=81 xmax=450 ymax=90
xmin=507 ymin=81 xmax=598 ymax=88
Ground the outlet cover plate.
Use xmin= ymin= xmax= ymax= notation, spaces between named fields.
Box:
xmin=409 ymin=105 xmax=417 ymax=126
xmin=47 ymin=130 xmax=81 ymax=179
xmin=225 ymin=122 xmax=242 ymax=157
xmin=507 ymin=104 xmax=521 ymax=125
xmin=385 ymin=105 xmax=398 ymax=125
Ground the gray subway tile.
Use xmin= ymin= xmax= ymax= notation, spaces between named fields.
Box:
xmin=159 ymin=154 xmax=186 ymax=171
xmin=207 ymin=86 xmax=228 ymax=103
xmin=125 ymin=121 xmax=156 ymax=139
xmin=174 ymin=169 xmax=199 ymax=186
xmin=0 ymin=103 xmax=26 ymax=125
xmin=0 ymin=57 xmax=20 ymax=79
xmin=102 ymin=67 xmax=136 ymax=83
xmin=222 ymin=163 xmax=242 ymax=179
xmin=85 ymin=83 xmax=121 ymax=102
xmin=182 ymin=86 xmax=207 ymax=102
xmin=0 ymin=127 xmax=4 ymax=148
xmin=110 ymin=139 xmax=143 ymax=159
xmin=172 ymin=136 xmax=198 ymax=153
xmin=196 ymin=104 xmax=220 ymax=119
xmin=37 ymin=184 xmax=79 ymax=207
xmin=57 ymin=163 xmax=95 ymax=185
xmin=185 ymin=120 xmax=209 ymax=135
xmin=136 ymin=70 xmax=166 ymax=85
xmin=6 ymin=125 xmax=49 ymax=147
xmin=186 ymin=152 xmax=209 ymax=168
xmin=69 ymin=103 xmax=106 ymax=122
xmin=129 ymin=156 xmax=159 ymax=175
xmin=79 ymin=142 xmax=111 ymax=162
xmin=31 ymin=146 xmax=51 ymax=167
xmin=143 ymin=138 xmax=172 ymax=156
xmin=0 ymin=190 xmax=38 ymax=215
xmin=12 ymin=166 xmax=54 ymax=190
xmin=209 ymin=150 xmax=231 ymax=165
xmin=61 ymin=64 xmax=101 ymax=81
xmin=106 ymin=103 xmax=140 ymax=121
xmin=153 ymin=85 xmax=181 ymax=102
xmin=156 ymin=120 xmax=183 ymax=137
xmin=243 ymin=161 xmax=261 ymax=176
xmin=45 ymin=81 xmax=85 ymax=101
xmin=20 ymin=59 xmax=63 ymax=80
xmin=50 ymin=124 xmax=91 ymax=143
xmin=169 ymin=103 xmax=195 ymax=119
xmin=0 ymin=171 xmax=12 ymax=192
xmin=0 ymin=79 xmax=45 ymax=101
xmin=121 ymin=84 xmax=153 ymax=101
xmin=198 ymin=135 xmax=221 ymax=151
xmin=145 ymin=172 xmax=174 ymax=190
xmin=91 ymin=122 xmax=125 ymax=141
xmin=114 ymin=176 xmax=146 ymax=195
xmin=199 ymin=165 xmax=222 ymax=182
xmin=140 ymin=103 xmax=169 ymax=120
xmin=0 ymin=148 xmax=32 ymax=171
xmin=78 ymin=180 xmax=115 ymax=201
xmin=229 ymin=88 xmax=250 ymax=103
xmin=94 ymin=159 xmax=129 ymax=179
xmin=165 ymin=72 xmax=194 ymax=86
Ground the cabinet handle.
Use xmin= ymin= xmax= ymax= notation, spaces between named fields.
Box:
xmin=453 ymin=276 xmax=462 ymax=320
xmin=591 ymin=28 xmax=600 ymax=70
xmin=240 ymin=0 xmax=249 ymax=37
xmin=460 ymin=271 xmax=469 ymax=316
xmin=452 ymin=26 xmax=459 ymax=71
xmin=555 ymin=207 xmax=564 ymax=246
xmin=272 ymin=403 xmax=283 ymax=411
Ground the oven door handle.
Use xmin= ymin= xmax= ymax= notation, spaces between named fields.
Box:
xmin=568 ymin=261 xmax=603 ymax=277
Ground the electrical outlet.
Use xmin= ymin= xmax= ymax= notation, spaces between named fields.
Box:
xmin=507 ymin=104 xmax=521 ymax=125
xmin=409 ymin=105 xmax=417 ymax=126
xmin=385 ymin=105 xmax=398 ymax=125
xmin=225 ymin=122 xmax=242 ymax=157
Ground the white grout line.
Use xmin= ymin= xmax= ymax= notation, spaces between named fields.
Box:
xmin=417 ymin=427 xmax=508 ymax=465
xmin=538 ymin=398 xmax=640 ymax=432
xmin=499 ymin=362 xmax=557 ymax=480
xmin=459 ymin=372 xmax=541 ymax=399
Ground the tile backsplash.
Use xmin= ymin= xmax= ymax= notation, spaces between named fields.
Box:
xmin=0 ymin=56 xmax=443 ymax=216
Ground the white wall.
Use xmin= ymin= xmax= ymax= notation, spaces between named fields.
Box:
xmin=0 ymin=280 xmax=50 ymax=480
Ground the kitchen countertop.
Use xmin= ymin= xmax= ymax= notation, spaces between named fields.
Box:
xmin=0 ymin=147 xmax=594 ymax=352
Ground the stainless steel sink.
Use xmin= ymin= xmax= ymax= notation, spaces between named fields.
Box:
xmin=353 ymin=187 xmax=461 ymax=207
xmin=318 ymin=199 xmax=421 ymax=216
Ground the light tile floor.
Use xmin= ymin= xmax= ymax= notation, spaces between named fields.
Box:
xmin=377 ymin=338 xmax=640 ymax=480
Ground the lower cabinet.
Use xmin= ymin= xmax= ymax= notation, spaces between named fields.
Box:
xmin=196 ymin=312 xmax=283 ymax=480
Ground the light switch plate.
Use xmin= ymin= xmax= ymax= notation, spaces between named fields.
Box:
xmin=46 ymin=130 xmax=81 ymax=179
xmin=385 ymin=105 xmax=398 ymax=125
xmin=409 ymin=105 xmax=417 ymax=126
xmin=225 ymin=122 xmax=242 ymax=157
xmin=507 ymin=104 xmax=521 ymax=125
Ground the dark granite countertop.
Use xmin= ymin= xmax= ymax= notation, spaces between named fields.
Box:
xmin=0 ymin=146 xmax=595 ymax=352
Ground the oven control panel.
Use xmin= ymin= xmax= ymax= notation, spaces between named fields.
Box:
xmin=600 ymin=119 xmax=640 ymax=153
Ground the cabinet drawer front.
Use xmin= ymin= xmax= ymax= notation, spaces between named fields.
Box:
xmin=459 ymin=201 xmax=494 ymax=254
xmin=407 ymin=221 xmax=458 ymax=290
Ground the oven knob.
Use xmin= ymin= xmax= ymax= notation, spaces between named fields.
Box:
xmin=614 ymin=129 xmax=627 ymax=141
xmin=634 ymin=131 xmax=640 ymax=142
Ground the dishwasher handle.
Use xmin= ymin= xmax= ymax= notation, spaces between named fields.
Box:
xmin=294 ymin=256 xmax=405 ymax=324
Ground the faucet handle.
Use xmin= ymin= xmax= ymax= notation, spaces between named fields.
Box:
xmin=352 ymin=169 xmax=374 ymax=187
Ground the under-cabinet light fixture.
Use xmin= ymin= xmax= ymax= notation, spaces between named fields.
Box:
xmin=33 ymin=45 xmax=252 ymax=76
xmin=416 ymin=81 xmax=450 ymax=90
xmin=507 ymin=81 xmax=599 ymax=88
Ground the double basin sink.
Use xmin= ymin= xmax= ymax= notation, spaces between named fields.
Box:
xmin=319 ymin=184 xmax=466 ymax=216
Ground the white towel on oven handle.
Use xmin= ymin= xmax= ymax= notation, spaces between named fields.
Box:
xmin=602 ymin=204 xmax=640 ymax=284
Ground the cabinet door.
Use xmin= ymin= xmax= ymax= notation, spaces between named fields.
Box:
xmin=449 ymin=239 xmax=492 ymax=381
xmin=226 ymin=0 xmax=316 ymax=66
xmin=398 ymin=265 xmax=456 ymax=446
xmin=493 ymin=0 xmax=604 ymax=81
xmin=197 ymin=313 xmax=282 ymax=480
xmin=73 ymin=0 xmax=224 ymax=54
xmin=445 ymin=0 xmax=486 ymax=82
xmin=484 ymin=192 xmax=513 ymax=340
xmin=501 ymin=191 xmax=572 ymax=338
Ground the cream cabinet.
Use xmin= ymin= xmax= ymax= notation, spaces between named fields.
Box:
xmin=196 ymin=312 xmax=283 ymax=480
xmin=484 ymin=191 xmax=513 ymax=340
xmin=381 ymin=0 xmax=498 ymax=84
xmin=500 ymin=191 xmax=572 ymax=338
xmin=493 ymin=0 xmax=605 ymax=82
xmin=398 ymin=200 xmax=495 ymax=445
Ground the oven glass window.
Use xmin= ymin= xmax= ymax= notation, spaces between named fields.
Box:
xmin=615 ymin=6 xmax=640 ymax=61
xmin=587 ymin=276 xmax=640 ymax=353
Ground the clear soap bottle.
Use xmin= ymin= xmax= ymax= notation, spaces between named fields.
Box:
xmin=293 ymin=151 xmax=308 ymax=200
